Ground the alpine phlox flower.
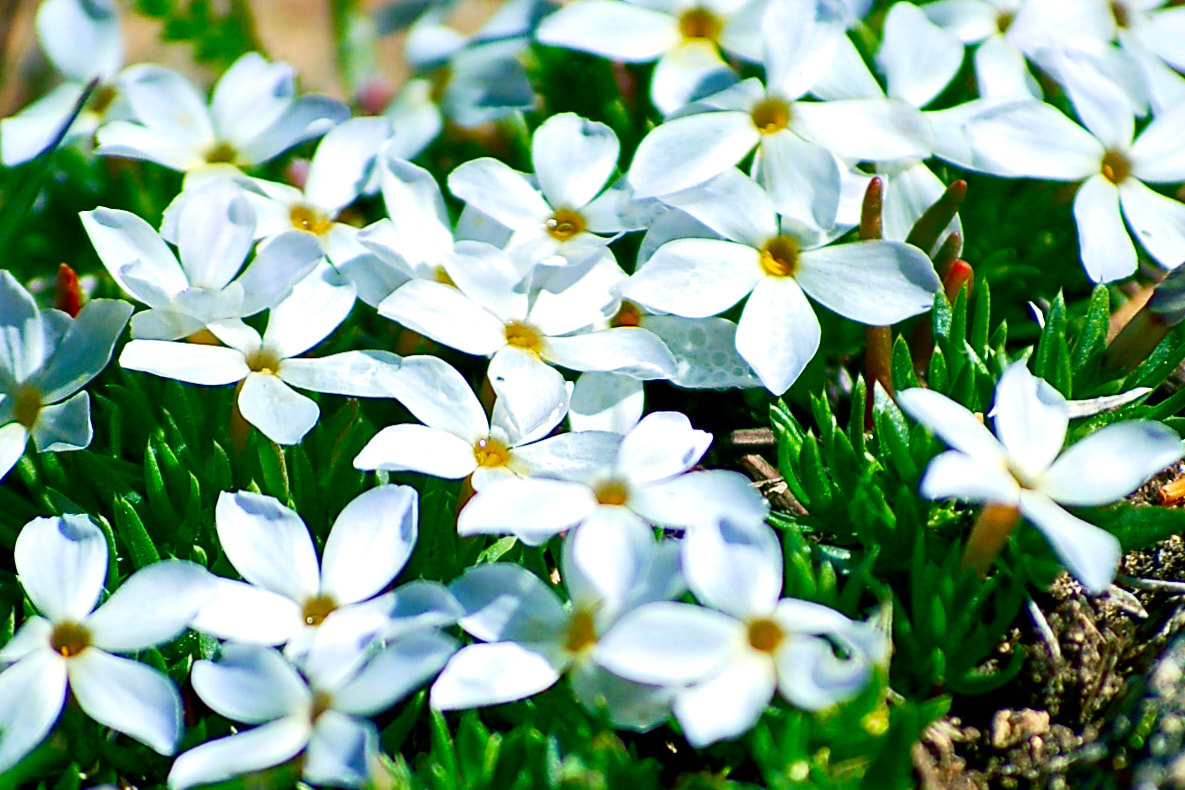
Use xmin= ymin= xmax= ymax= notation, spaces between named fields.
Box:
xmin=0 ymin=271 xmax=131 ymax=482
xmin=536 ymin=0 xmax=767 ymax=116
xmin=597 ymin=518 xmax=886 ymax=746
xmin=624 ymin=170 xmax=940 ymax=394
xmin=191 ymin=486 xmax=461 ymax=658
xmin=119 ymin=264 xmax=406 ymax=445
xmin=457 ymin=410 xmax=769 ymax=545
xmin=430 ymin=515 xmax=684 ymax=729
xmin=898 ymin=361 xmax=1185 ymax=593
xmin=354 ymin=354 xmax=620 ymax=490
xmin=83 ymin=179 xmax=323 ymax=340
xmin=0 ymin=514 xmax=214 ymax=772
xmin=0 ymin=0 xmax=128 ymax=165
xmin=95 ymin=51 xmax=349 ymax=174
xmin=169 ymin=611 xmax=458 ymax=789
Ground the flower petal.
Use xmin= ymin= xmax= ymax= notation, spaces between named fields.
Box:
xmin=625 ymin=238 xmax=761 ymax=318
xmin=380 ymin=354 xmax=487 ymax=440
xmin=237 ymin=373 xmax=319 ymax=445
xmin=1118 ymin=178 xmax=1185 ymax=271
xmin=279 ymin=349 xmax=405 ymax=398
xmin=963 ymin=100 xmax=1101 ymax=180
xmin=0 ymin=649 xmax=67 ymax=774
xmin=191 ymin=644 xmax=309 ymax=723
xmin=86 ymin=561 xmax=213 ymax=651
xmin=457 ymin=477 xmax=598 ymax=545
xmin=451 ymin=562 xmax=567 ymax=643
xmin=673 ymin=651 xmax=774 ymax=747
xmin=792 ymin=98 xmax=932 ymax=162
xmin=896 ymin=387 xmax=1006 ymax=462
xmin=774 ymin=632 xmax=873 ymax=710
xmin=168 ymin=716 xmax=312 ymax=790
xmin=617 ymin=411 xmax=711 ymax=485
xmin=15 ymin=514 xmax=108 ymax=622
xmin=448 ymin=157 xmax=550 ymax=231
xmin=568 ymin=372 xmax=644 ymax=433
xmin=631 ymin=469 xmax=770 ymax=531
xmin=535 ymin=0 xmax=677 ymax=62
xmin=36 ymin=0 xmax=122 ymax=82
xmin=79 ymin=208 xmax=188 ymax=305
xmin=735 ymin=275 xmax=820 ymax=395
xmin=0 ymin=422 xmax=27 ymax=482
xmin=333 ymin=631 xmax=459 ymax=716
xmin=431 ymin=642 xmax=562 ymax=710
xmin=532 ymin=113 xmax=619 ymax=210
xmin=176 ymin=181 xmax=256 ymax=290
xmin=795 ymin=240 xmax=940 ymax=325
xmin=544 ymin=327 xmax=677 ymax=380
xmin=304 ymin=711 xmax=376 ymax=788
xmin=69 ymin=649 xmax=182 ymax=754
xmin=120 ymin=340 xmax=248 ymax=385
xmin=628 ymin=111 xmax=759 ymax=199
xmin=879 ymin=2 xmax=964 ymax=107
xmin=320 ymin=485 xmax=418 ymax=605
xmin=35 ymin=298 xmax=132 ymax=403
xmin=1017 ymin=491 xmax=1120 ymax=595
xmin=1042 ymin=421 xmax=1183 ymax=507
xmin=1074 ymin=175 xmax=1137 ymax=283
xmin=683 ymin=519 xmax=782 ymax=618
xmin=189 ymin=578 xmax=304 ymax=646
xmin=918 ymin=450 xmax=1019 ymax=505
xmin=378 ymin=280 xmax=507 ymax=356
xmin=990 ymin=362 xmax=1068 ymax=478
xmin=235 ymin=95 xmax=350 ymax=167
xmin=215 ymin=491 xmax=320 ymax=603
xmin=650 ymin=40 xmax=737 ymax=117
xmin=304 ymin=117 xmax=391 ymax=215
xmin=597 ymin=601 xmax=742 ymax=685
xmin=30 ymin=391 xmax=92 ymax=453
xmin=353 ymin=424 xmax=477 ymax=477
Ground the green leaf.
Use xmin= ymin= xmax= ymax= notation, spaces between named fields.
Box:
xmin=890 ymin=334 xmax=918 ymax=390
xmin=112 ymin=496 xmax=160 ymax=568
xmin=1072 ymin=284 xmax=1110 ymax=381
xmin=1087 ymin=503 xmax=1185 ymax=553
xmin=970 ymin=280 xmax=991 ymax=357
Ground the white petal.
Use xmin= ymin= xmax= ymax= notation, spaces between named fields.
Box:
xmin=215 ymin=490 xmax=320 ymax=603
xmin=545 ymin=328 xmax=677 ymax=380
xmin=168 ymin=716 xmax=312 ymax=790
xmin=533 ymin=113 xmax=619 ymax=210
xmin=0 ymin=616 xmax=51 ymax=665
xmin=263 ymin=265 xmax=355 ymax=360
xmin=95 ymin=120 xmax=206 ymax=171
xmin=447 ymin=158 xmax=550 ymax=231
xmin=304 ymin=712 xmax=376 ymax=787
xmin=569 ymin=372 xmax=644 ymax=434
xmin=491 ymin=367 xmax=570 ymax=447
xmin=1119 ymin=178 xmax=1185 ymax=271
xmin=235 ymin=231 xmax=325 ymax=316
xmin=0 ymin=422 xmax=27 ymax=481
xmin=616 ymin=411 xmax=711 ymax=484
xmin=191 ymin=644 xmax=309 ymax=723
xmin=457 ymin=477 xmax=598 ymax=545
xmin=735 ymin=276 xmax=820 ymax=395
xmin=795 ymin=240 xmax=939 ymax=324
xmin=0 ymin=83 xmax=87 ymax=166
xmin=650 ymin=40 xmax=737 ymax=116
xmin=918 ymin=450 xmax=1020 ymax=504
xmin=80 ymin=208 xmax=188 ymax=303
xmin=774 ymin=632 xmax=873 ymax=710
xmin=177 ymin=181 xmax=256 ymax=290
xmin=990 ymin=361 xmax=1068 ymax=478
xmin=659 ymin=168 xmax=778 ymax=247
xmin=879 ymin=2 xmax=965 ymax=107
xmin=189 ymin=579 xmax=304 ymax=645
xmin=1050 ymin=47 xmax=1135 ymax=150
xmin=120 ymin=340 xmax=248 ymax=385
xmin=761 ymin=0 xmax=845 ymax=98
xmin=562 ymin=510 xmax=655 ymax=615
xmin=15 ymin=514 xmax=107 ymax=622
xmin=1129 ymin=101 xmax=1185 ymax=183
xmin=674 ymin=652 xmax=774 ymax=747
xmin=320 ymin=485 xmax=418 ymax=605
xmin=235 ymin=95 xmax=350 ymax=166
xmin=431 ymin=642 xmax=562 ymax=710
xmin=628 ymin=112 xmax=759 ymax=199
xmin=354 ymin=424 xmax=476 ymax=478
xmin=381 ymin=354 xmax=486 ymax=439
xmin=378 ymin=280 xmax=506 ymax=356
xmin=381 ymin=581 xmax=465 ymax=640
xmin=535 ymin=0 xmax=677 ymax=62
xmin=36 ymin=0 xmax=122 ymax=81
xmin=1042 ymin=421 xmax=1183 ymax=506
xmin=304 ymin=117 xmax=391 ymax=214
xmin=334 ymin=631 xmax=459 ymax=716
xmin=625 ymin=238 xmax=761 ymax=318
xmin=370 ymin=158 xmax=453 ymax=266
xmin=642 ymin=314 xmax=761 ymax=389
xmin=973 ymin=35 xmax=1041 ymax=99
xmin=30 ymin=391 xmax=92 ymax=453
xmin=510 ymin=430 xmax=623 ymax=482
xmin=791 ymin=98 xmax=932 ymax=162
xmin=237 ymin=373 xmax=319 ymax=445
xmin=279 ymin=350 xmax=404 ymax=398
xmin=754 ymin=133 xmax=840 ymax=230
xmin=69 ymin=650 xmax=182 ymax=754
xmin=118 ymin=64 xmax=213 ymax=150
xmin=569 ymin=661 xmax=674 ymax=732
xmin=86 ymin=561 xmax=213 ymax=651
xmin=1075 ymin=175 xmax=1137 ymax=283
xmin=35 ymin=298 xmax=133 ymax=403
xmin=597 ymin=601 xmax=742 ymax=685
xmin=963 ymin=100 xmax=1101 ymax=179
xmin=1017 ymin=491 xmax=1120 ymax=595
xmin=631 ymin=469 xmax=769 ymax=530
xmin=881 ymin=163 xmax=960 ymax=250
xmin=451 ymin=563 xmax=567 ymax=643
xmin=209 ymin=53 xmax=294 ymax=148
xmin=0 ymin=649 xmax=67 ymax=774
xmin=683 ymin=519 xmax=782 ymax=618
xmin=922 ymin=0 xmax=997 ymax=42
xmin=896 ymin=387 xmax=1007 ymax=462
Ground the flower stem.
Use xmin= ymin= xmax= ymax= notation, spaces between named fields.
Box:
xmin=962 ymin=503 xmax=1022 ymax=578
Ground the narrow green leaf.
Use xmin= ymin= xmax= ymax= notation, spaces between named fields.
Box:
xmin=891 ymin=334 xmax=918 ymax=390
xmin=112 ymin=496 xmax=160 ymax=568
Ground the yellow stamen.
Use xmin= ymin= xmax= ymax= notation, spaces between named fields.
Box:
xmin=565 ymin=609 xmax=598 ymax=654
xmin=545 ymin=208 xmax=586 ymax=242
xmin=759 ymin=235 xmax=800 ymax=277
xmin=679 ymin=8 xmax=723 ymax=42
xmin=504 ymin=322 xmax=542 ymax=353
xmin=751 ymin=97 xmax=792 ymax=135
xmin=205 ymin=142 xmax=239 ymax=165
xmin=1101 ymin=150 xmax=1131 ymax=185
xmin=473 ymin=437 xmax=511 ymax=468
xmin=247 ymin=348 xmax=283 ymax=375
xmin=594 ymin=479 xmax=630 ymax=506
xmin=610 ymin=301 xmax=643 ymax=328
xmin=11 ymin=384 xmax=42 ymax=429
xmin=747 ymin=617 xmax=784 ymax=653
xmin=290 ymin=205 xmax=333 ymax=235
xmin=302 ymin=594 xmax=338 ymax=627
xmin=50 ymin=621 xmax=92 ymax=658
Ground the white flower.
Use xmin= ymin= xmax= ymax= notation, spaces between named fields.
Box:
xmin=897 ymin=361 xmax=1184 ymax=593
xmin=0 ymin=515 xmax=213 ymax=773
xmin=191 ymin=486 xmax=459 ymax=657
xmin=536 ymin=0 xmax=767 ymax=115
xmin=448 ymin=113 xmax=636 ymax=266
xmin=0 ymin=271 xmax=131 ymax=482
xmin=118 ymin=265 xmax=400 ymax=446
xmin=623 ymin=171 xmax=939 ymax=394
xmin=430 ymin=518 xmax=683 ymax=730
xmin=961 ymin=91 xmax=1185 ymax=281
xmin=95 ymin=52 xmax=348 ymax=174
xmin=82 ymin=180 xmax=323 ymax=340
xmin=354 ymin=355 xmax=619 ymax=490
xmin=597 ymin=519 xmax=884 ymax=747
xmin=0 ymin=0 xmax=127 ymax=165
xmin=457 ymin=410 xmax=769 ymax=545
xmin=169 ymin=618 xmax=457 ymax=789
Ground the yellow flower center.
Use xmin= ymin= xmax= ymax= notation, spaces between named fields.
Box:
xmin=594 ymin=479 xmax=630 ymax=506
xmin=504 ymin=322 xmax=543 ymax=353
xmin=1111 ymin=1 xmax=1130 ymax=27
xmin=302 ymin=594 xmax=338 ymax=626
xmin=996 ymin=10 xmax=1014 ymax=32
xmin=205 ymin=142 xmax=239 ymax=165
xmin=247 ymin=348 xmax=283 ymax=375
xmin=89 ymin=84 xmax=118 ymax=115
xmin=311 ymin=690 xmax=334 ymax=721
xmin=473 ymin=436 xmax=511 ymax=468
xmin=1101 ymin=150 xmax=1132 ymax=185
xmin=678 ymin=7 xmax=723 ymax=42
xmin=610 ymin=301 xmax=643 ymax=328
xmin=545 ymin=208 xmax=586 ymax=242
xmin=564 ymin=609 xmax=598 ymax=654
xmin=290 ymin=205 xmax=333 ymax=236
xmin=747 ymin=617 xmax=785 ymax=653
xmin=11 ymin=384 xmax=42 ymax=429
xmin=751 ymin=97 xmax=792 ymax=135
xmin=759 ymin=235 xmax=800 ymax=277
xmin=433 ymin=266 xmax=456 ymax=287
xmin=50 ymin=621 xmax=92 ymax=658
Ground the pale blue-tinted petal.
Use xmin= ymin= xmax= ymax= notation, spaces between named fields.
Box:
xmin=0 ymin=617 xmax=51 ymax=664
xmin=626 ymin=238 xmax=762 ymax=318
xmin=1118 ymin=177 xmax=1185 ymax=271
xmin=1075 ymin=175 xmax=1137 ymax=283
xmin=333 ymin=631 xmax=459 ymax=716
xmin=570 ymin=661 xmax=674 ymax=732
xmin=279 ymin=350 xmax=404 ymax=398
xmin=896 ymin=387 xmax=1006 ymax=461
xmin=237 ymin=373 xmax=319 ymax=446
xmin=1017 ymin=490 xmax=1120 ymax=595
xmin=304 ymin=712 xmax=376 ymax=787
xmin=1129 ymin=100 xmax=1185 ymax=183
xmin=596 ymin=601 xmax=742 ymax=685
xmin=544 ymin=328 xmax=677 ymax=380
xmin=457 ymin=476 xmax=598 ymax=545
xmin=674 ymin=651 xmax=773 ymax=747
xmin=451 ymin=563 xmax=567 ymax=643
xmin=569 ymin=372 xmax=643 ymax=434
xmin=510 ymin=430 xmax=622 ymax=482
xmin=791 ymin=98 xmax=932 ymax=162
xmin=630 ymin=469 xmax=769 ymax=531
xmin=0 ymin=83 xmax=89 ymax=166
xmin=235 ymin=231 xmax=325 ymax=316
xmin=1042 ymin=421 xmax=1183 ymax=506
xmin=0 ymin=649 xmax=67 ymax=774
xmin=879 ymin=2 xmax=964 ymax=107
xmin=536 ymin=0 xmax=677 ymax=61
xmin=120 ymin=340 xmax=248 ymax=385
xmin=378 ymin=280 xmax=507 ymax=356
xmin=262 ymin=265 xmax=355 ymax=360
xmin=305 ymin=117 xmax=392 ymax=215
xmin=378 ymin=354 xmax=487 ymax=440
xmin=773 ymin=633 xmax=872 ymax=710
xmin=69 ymin=650 xmax=182 ymax=754
xmin=39 ymin=0 xmax=122 ymax=79
xmin=974 ymin=35 xmax=1041 ymax=99
xmin=990 ymin=361 xmax=1068 ymax=478
xmin=660 ymin=168 xmax=777 ymax=247
xmin=30 ymin=391 xmax=91 ymax=452
xmin=0 ymin=271 xmax=44 ymax=383
xmin=963 ymin=100 xmax=1101 ymax=179
xmin=235 ymin=95 xmax=350 ymax=166
xmin=209 ymin=53 xmax=294 ymax=147
xmin=562 ymin=508 xmax=654 ymax=615
xmin=95 ymin=120 xmax=206 ymax=172
xmin=86 ymin=561 xmax=213 ymax=651
xmin=35 ymin=299 xmax=132 ymax=403
xmin=176 ymin=181 xmax=255 ymax=290
xmin=0 ymin=422 xmax=27 ymax=481
xmin=616 ymin=411 xmax=711 ymax=484
xmin=918 ymin=450 xmax=1020 ymax=505
xmin=215 ymin=490 xmax=320 ymax=603
xmin=118 ymin=64 xmax=213 ymax=149
xmin=642 ymin=315 xmax=761 ymax=389
xmin=683 ymin=519 xmax=782 ymax=618
xmin=15 ymin=514 xmax=107 ymax=622
xmin=628 ymin=111 xmax=759 ymax=198
xmin=189 ymin=578 xmax=303 ymax=646
xmin=431 ymin=642 xmax=562 ymax=710
xmin=650 ymin=40 xmax=737 ymax=116
xmin=735 ymin=275 xmax=819 ymax=395
xmin=532 ymin=113 xmax=619 ymax=210
xmin=320 ymin=485 xmax=418 ymax=605
xmin=353 ymin=424 xmax=476 ymax=478
xmin=191 ymin=644 xmax=309 ymax=723
xmin=795 ymin=240 xmax=939 ymax=325
xmin=754 ymin=132 xmax=841 ymax=230
xmin=448 ymin=157 xmax=550 ymax=230
xmin=167 ymin=716 xmax=311 ymax=790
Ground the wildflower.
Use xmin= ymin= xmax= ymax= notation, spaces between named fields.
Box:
xmin=169 ymin=617 xmax=457 ymax=789
xmin=623 ymin=171 xmax=939 ymax=394
xmin=82 ymin=180 xmax=323 ymax=340
xmin=0 ymin=271 xmax=131 ymax=482
xmin=897 ymin=361 xmax=1184 ymax=592
xmin=95 ymin=52 xmax=348 ymax=174
xmin=458 ymin=410 xmax=769 ymax=545
xmin=430 ymin=518 xmax=683 ymax=730
xmin=191 ymin=487 xmax=459 ymax=657
xmin=0 ymin=515 xmax=213 ymax=773
xmin=597 ymin=519 xmax=884 ymax=746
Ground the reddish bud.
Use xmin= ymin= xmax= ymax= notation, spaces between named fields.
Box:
xmin=55 ymin=263 xmax=83 ymax=317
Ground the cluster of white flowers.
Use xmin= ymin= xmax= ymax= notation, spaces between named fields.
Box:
xmin=3 ymin=0 xmax=1185 ymax=783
